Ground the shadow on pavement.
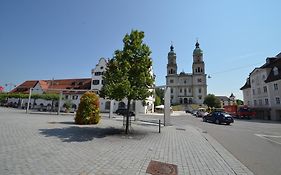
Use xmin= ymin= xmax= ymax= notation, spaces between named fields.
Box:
xmin=234 ymin=118 xmax=281 ymax=124
xmin=39 ymin=126 xmax=124 ymax=142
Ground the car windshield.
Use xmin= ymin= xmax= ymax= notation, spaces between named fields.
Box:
xmin=223 ymin=113 xmax=232 ymax=117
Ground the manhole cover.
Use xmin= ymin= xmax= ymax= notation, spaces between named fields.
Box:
xmin=146 ymin=160 xmax=178 ymax=175
xmin=176 ymin=128 xmax=186 ymax=131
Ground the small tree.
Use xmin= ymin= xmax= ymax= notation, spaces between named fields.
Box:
xmin=203 ymin=94 xmax=221 ymax=108
xmin=75 ymin=92 xmax=100 ymax=125
xmin=100 ymin=30 xmax=154 ymax=134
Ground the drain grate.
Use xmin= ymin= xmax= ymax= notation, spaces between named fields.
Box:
xmin=146 ymin=160 xmax=178 ymax=175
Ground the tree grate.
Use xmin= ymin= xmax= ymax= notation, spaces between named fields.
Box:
xmin=146 ymin=160 xmax=178 ymax=175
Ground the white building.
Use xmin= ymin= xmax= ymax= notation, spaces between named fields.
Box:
xmin=241 ymin=53 xmax=281 ymax=120
xmin=91 ymin=58 xmax=155 ymax=114
xmin=166 ymin=41 xmax=207 ymax=105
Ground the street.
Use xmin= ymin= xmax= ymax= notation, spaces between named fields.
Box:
xmin=171 ymin=113 xmax=281 ymax=175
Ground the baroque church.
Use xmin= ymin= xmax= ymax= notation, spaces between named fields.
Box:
xmin=166 ymin=41 xmax=207 ymax=105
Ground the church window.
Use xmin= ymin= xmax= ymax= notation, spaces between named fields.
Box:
xmin=198 ymin=88 xmax=202 ymax=93
xmin=189 ymin=88 xmax=191 ymax=93
xmin=273 ymin=67 xmax=279 ymax=76
xmin=197 ymin=67 xmax=200 ymax=72
xmin=171 ymin=88 xmax=173 ymax=93
xmin=197 ymin=78 xmax=202 ymax=83
xmin=184 ymin=80 xmax=186 ymax=84
xmin=95 ymin=72 xmax=103 ymax=76
xmin=170 ymin=79 xmax=174 ymax=84
xmin=198 ymin=96 xmax=202 ymax=100
xmin=93 ymin=80 xmax=100 ymax=85
xmin=180 ymin=88 xmax=182 ymax=93
xmin=180 ymin=98 xmax=183 ymax=104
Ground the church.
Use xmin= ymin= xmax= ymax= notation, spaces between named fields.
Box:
xmin=166 ymin=41 xmax=207 ymax=105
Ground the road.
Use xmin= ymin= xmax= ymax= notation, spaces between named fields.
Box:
xmin=171 ymin=113 xmax=281 ymax=175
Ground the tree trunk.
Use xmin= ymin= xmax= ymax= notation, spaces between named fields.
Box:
xmin=125 ymin=99 xmax=131 ymax=134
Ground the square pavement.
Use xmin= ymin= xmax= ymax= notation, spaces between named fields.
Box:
xmin=0 ymin=108 xmax=253 ymax=175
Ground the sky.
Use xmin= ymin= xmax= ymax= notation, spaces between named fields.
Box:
xmin=0 ymin=0 xmax=280 ymax=99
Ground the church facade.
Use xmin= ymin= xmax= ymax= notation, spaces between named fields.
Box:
xmin=166 ymin=41 xmax=207 ymax=105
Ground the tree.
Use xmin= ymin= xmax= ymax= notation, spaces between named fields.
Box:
xmin=155 ymin=88 xmax=164 ymax=105
xmin=100 ymin=30 xmax=154 ymax=134
xmin=236 ymin=99 xmax=244 ymax=105
xmin=75 ymin=92 xmax=100 ymax=125
xmin=203 ymin=94 xmax=221 ymax=108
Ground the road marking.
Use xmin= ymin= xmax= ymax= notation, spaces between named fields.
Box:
xmin=255 ymin=134 xmax=281 ymax=145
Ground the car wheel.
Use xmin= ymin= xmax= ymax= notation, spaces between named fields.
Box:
xmin=215 ymin=119 xmax=220 ymax=125
xmin=226 ymin=123 xmax=230 ymax=125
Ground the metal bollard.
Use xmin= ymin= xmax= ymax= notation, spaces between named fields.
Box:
xmin=159 ymin=119 xmax=161 ymax=133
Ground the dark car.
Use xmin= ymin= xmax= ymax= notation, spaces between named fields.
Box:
xmin=115 ymin=108 xmax=135 ymax=116
xmin=203 ymin=112 xmax=234 ymax=125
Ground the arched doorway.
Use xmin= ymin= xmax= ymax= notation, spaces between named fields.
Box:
xmin=184 ymin=98 xmax=188 ymax=104
xmin=118 ymin=102 xmax=126 ymax=109
xmin=105 ymin=101 xmax=110 ymax=110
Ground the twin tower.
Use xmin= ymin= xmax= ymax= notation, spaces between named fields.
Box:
xmin=166 ymin=41 xmax=207 ymax=105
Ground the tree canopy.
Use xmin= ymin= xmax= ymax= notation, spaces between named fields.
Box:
xmin=203 ymin=94 xmax=221 ymax=108
xmin=100 ymin=30 xmax=154 ymax=133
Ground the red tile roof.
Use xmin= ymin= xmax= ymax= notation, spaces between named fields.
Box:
xmin=10 ymin=78 xmax=91 ymax=94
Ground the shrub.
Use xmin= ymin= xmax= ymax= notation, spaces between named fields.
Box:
xmin=75 ymin=92 xmax=100 ymax=125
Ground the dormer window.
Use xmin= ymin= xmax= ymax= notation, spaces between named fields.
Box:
xmin=273 ymin=67 xmax=279 ymax=76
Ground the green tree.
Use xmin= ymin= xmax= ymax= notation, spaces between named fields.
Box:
xmin=203 ymin=94 xmax=221 ymax=108
xmin=155 ymin=88 xmax=164 ymax=105
xmin=154 ymin=96 xmax=161 ymax=106
xmin=75 ymin=92 xmax=100 ymax=125
xmin=100 ymin=30 xmax=154 ymax=134
xmin=236 ymin=99 xmax=244 ymax=105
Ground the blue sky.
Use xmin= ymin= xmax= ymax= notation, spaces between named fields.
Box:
xmin=0 ymin=0 xmax=280 ymax=99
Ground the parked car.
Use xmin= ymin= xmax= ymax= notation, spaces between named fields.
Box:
xmin=203 ymin=112 xmax=234 ymax=125
xmin=196 ymin=108 xmax=208 ymax=117
xmin=185 ymin=109 xmax=192 ymax=114
xmin=115 ymin=108 xmax=135 ymax=116
xmin=191 ymin=110 xmax=198 ymax=116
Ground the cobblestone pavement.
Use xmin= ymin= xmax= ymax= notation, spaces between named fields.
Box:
xmin=0 ymin=108 xmax=254 ymax=175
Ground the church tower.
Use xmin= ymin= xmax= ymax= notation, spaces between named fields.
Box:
xmin=192 ymin=41 xmax=207 ymax=104
xmin=192 ymin=41 xmax=205 ymax=75
xmin=167 ymin=45 xmax=177 ymax=75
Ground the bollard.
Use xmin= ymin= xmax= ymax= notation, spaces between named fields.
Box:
xmin=159 ymin=119 xmax=161 ymax=133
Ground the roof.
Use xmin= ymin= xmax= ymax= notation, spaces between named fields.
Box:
xmin=264 ymin=57 xmax=281 ymax=83
xmin=216 ymin=96 xmax=229 ymax=101
xmin=10 ymin=78 xmax=91 ymax=94
xmin=10 ymin=80 xmax=38 ymax=93
xmin=240 ymin=80 xmax=251 ymax=90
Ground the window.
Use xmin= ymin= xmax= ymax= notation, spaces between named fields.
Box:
xmin=265 ymin=99 xmax=269 ymax=105
xmin=198 ymin=88 xmax=202 ymax=93
xmin=262 ymin=74 xmax=266 ymax=80
xmin=254 ymin=100 xmax=257 ymax=106
xmin=198 ymin=96 xmax=202 ymax=100
xmin=170 ymin=79 xmax=174 ymax=83
xmin=273 ymin=67 xmax=279 ymax=76
xmin=171 ymin=88 xmax=173 ymax=94
xmin=92 ymin=80 xmax=100 ymax=85
xmin=252 ymin=89 xmax=255 ymax=95
xmin=180 ymin=88 xmax=182 ymax=93
xmin=72 ymin=96 xmax=78 ymax=100
xmin=197 ymin=78 xmax=202 ymax=83
xmin=259 ymin=99 xmax=262 ymax=106
xmin=65 ymin=95 xmax=69 ymax=99
xmin=263 ymin=86 xmax=267 ymax=93
xmin=184 ymin=80 xmax=186 ymax=84
xmin=274 ymin=83 xmax=278 ymax=90
xmin=94 ymin=72 xmax=103 ymax=76
xmin=188 ymin=88 xmax=191 ymax=93
xmin=276 ymin=97 xmax=280 ymax=104
xmin=100 ymin=66 xmax=104 ymax=70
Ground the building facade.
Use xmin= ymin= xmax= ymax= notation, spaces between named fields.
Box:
xmin=91 ymin=58 xmax=155 ymax=114
xmin=241 ymin=53 xmax=281 ymax=120
xmin=166 ymin=41 xmax=207 ymax=105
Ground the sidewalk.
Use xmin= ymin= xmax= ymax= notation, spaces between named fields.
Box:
xmin=0 ymin=108 xmax=253 ymax=175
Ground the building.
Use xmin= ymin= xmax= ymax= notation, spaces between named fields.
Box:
xmin=91 ymin=58 xmax=155 ymax=114
xmin=216 ymin=93 xmax=236 ymax=108
xmin=166 ymin=41 xmax=207 ymax=105
xmin=8 ymin=78 xmax=91 ymax=111
xmin=240 ymin=53 xmax=281 ymax=120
